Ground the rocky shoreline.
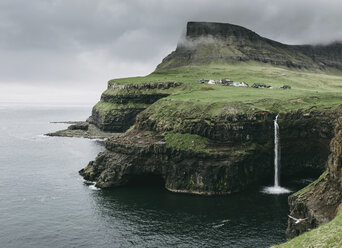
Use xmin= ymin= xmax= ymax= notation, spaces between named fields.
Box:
xmin=46 ymin=121 xmax=118 ymax=139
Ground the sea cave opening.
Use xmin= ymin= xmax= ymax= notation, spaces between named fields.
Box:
xmin=125 ymin=173 xmax=165 ymax=187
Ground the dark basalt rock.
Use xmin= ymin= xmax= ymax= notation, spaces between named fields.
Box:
xmin=80 ymin=107 xmax=338 ymax=195
xmin=80 ymin=129 xmax=273 ymax=194
xmin=286 ymin=172 xmax=342 ymax=239
xmin=88 ymin=82 xmax=182 ymax=132
xmin=285 ymin=108 xmax=342 ymax=239
xmin=89 ymin=106 xmax=145 ymax=132
xmin=101 ymin=92 xmax=170 ymax=105
xmin=68 ymin=122 xmax=89 ymax=131
xmin=186 ymin=21 xmax=260 ymax=40
xmin=46 ymin=122 xmax=117 ymax=139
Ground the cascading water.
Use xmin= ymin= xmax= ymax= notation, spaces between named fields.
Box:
xmin=274 ymin=114 xmax=280 ymax=187
xmin=262 ymin=114 xmax=291 ymax=194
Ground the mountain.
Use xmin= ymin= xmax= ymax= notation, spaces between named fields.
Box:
xmin=157 ymin=22 xmax=342 ymax=71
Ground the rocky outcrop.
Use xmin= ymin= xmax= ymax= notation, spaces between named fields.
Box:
xmin=88 ymin=103 xmax=147 ymax=132
xmin=46 ymin=121 xmax=117 ymax=139
xmin=49 ymin=81 xmax=183 ymax=138
xmin=156 ymin=22 xmax=342 ymax=71
xmin=137 ymin=106 xmax=335 ymax=179
xmin=285 ymin=108 xmax=342 ymax=239
xmin=79 ymin=106 xmax=338 ymax=195
xmin=328 ymin=115 xmax=342 ymax=190
xmin=80 ymin=129 xmax=273 ymax=194
xmin=88 ymin=82 xmax=182 ymax=132
xmin=279 ymin=110 xmax=334 ymax=179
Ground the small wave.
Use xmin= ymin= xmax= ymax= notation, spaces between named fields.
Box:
xmin=212 ymin=223 xmax=225 ymax=229
xmin=34 ymin=134 xmax=50 ymax=139
xmin=91 ymin=138 xmax=106 ymax=142
xmin=83 ymin=179 xmax=101 ymax=191
xmin=83 ymin=180 xmax=96 ymax=186
xmin=89 ymin=184 xmax=101 ymax=191
xmin=261 ymin=186 xmax=292 ymax=194
xmin=211 ymin=219 xmax=229 ymax=229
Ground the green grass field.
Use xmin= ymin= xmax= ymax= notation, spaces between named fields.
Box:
xmin=108 ymin=63 xmax=342 ymax=116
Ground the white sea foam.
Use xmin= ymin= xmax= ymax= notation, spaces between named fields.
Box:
xmin=83 ymin=180 xmax=96 ymax=185
xmin=92 ymin=138 xmax=106 ymax=142
xmin=85 ymin=180 xmax=100 ymax=190
xmin=89 ymin=184 xmax=101 ymax=191
xmin=212 ymin=223 xmax=225 ymax=229
xmin=34 ymin=134 xmax=50 ymax=139
xmin=261 ymin=186 xmax=292 ymax=195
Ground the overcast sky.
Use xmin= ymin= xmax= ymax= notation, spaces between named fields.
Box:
xmin=1 ymin=0 xmax=342 ymax=103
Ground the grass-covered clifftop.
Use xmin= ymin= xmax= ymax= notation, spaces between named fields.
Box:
xmin=109 ymin=63 xmax=342 ymax=116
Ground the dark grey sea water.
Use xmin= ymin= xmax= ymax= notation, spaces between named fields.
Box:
xmin=0 ymin=103 xmax=301 ymax=248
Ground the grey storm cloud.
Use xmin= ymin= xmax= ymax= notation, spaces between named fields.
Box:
xmin=1 ymin=0 xmax=342 ymax=102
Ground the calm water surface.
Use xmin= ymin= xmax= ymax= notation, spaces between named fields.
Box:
xmin=0 ymin=103 xmax=302 ymax=248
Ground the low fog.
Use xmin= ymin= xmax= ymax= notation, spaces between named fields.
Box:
xmin=1 ymin=0 xmax=342 ymax=103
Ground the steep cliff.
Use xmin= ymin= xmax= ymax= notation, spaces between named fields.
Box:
xmin=80 ymin=128 xmax=272 ymax=195
xmin=88 ymin=82 xmax=182 ymax=132
xmin=273 ymin=110 xmax=342 ymax=247
xmin=80 ymin=105 xmax=337 ymax=195
xmin=285 ymin=110 xmax=342 ymax=239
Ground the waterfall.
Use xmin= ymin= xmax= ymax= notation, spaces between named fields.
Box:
xmin=262 ymin=114 xmax=291 ymax=194
xmin=274 ymin=114 xmax=280 ymax=187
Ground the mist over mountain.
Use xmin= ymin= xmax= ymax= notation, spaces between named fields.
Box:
xmin=157 ymin=22 xmax=342 ymax=71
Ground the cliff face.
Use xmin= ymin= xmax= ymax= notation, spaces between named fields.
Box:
xmin=157 ymin=22 xmax=342 ymax=71
xmin=80 ymin=100 xmax=337 ymax=195
xmin=80 ymin=129 xmax=272 ymax=194
xmin=88 ymin=82 xmax=182 ymax=132
xmin=286 ymin=108 xmax=342 ymax=239
xmin=81 ymin=110 xmax=276 ymax=194
xmin=329 ymin=116 xmax=342 ymax=190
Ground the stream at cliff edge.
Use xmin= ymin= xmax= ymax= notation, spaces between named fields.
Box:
xmin=0 ymin=103 xmax=308 ymax=248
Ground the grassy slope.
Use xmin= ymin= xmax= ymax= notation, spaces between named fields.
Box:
xmin=273 ymin=207 xmax=342 ymax=248
xmin=110 ymin=63 xmax=342 ymax=115
xmin=164 ymin=131 xmax=209 ymax=153
xmin=105 ymin=63 xmax=342 ymax=154
xmin=93 ymin=101 xmax=149 ymax=113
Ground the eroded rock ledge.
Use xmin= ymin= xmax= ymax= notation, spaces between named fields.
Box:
xmin=46 ymin=121 xmax=117 ymax=139
xmin=79 ymin=107 xmax=337 ymax=195
xmin=88 ymin=82 xmax=182 ymax=132
xmin=80 ymin=128 xmax=272 ymax=195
